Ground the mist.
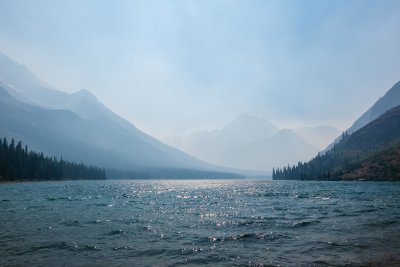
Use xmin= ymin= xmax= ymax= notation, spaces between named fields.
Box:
xmin=0 ymin=0 xmax=399 ymax=139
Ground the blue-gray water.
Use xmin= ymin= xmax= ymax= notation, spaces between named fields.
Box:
xmin=1 ymin=180 xmax=399 ymax=266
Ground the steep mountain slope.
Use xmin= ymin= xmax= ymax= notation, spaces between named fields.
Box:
xmin=0 ymin=86 xmax=204 ymax=170
xmin=0 ymin=52 xmax=68 ymax=109
xmin=348 ymin=81 xmax=400 ymax=134
xmin=0 ymin=52 xmax=227 ymax=173
xmin=0 ymin=52 xmax=149 ymax=141
xmin=324 ymin=81 xmax=400 ymax=152
xmin=340 ymin=142 xmax=400 ymax=181
xmin=338 ymin=105 xmax=400 ymax=152
xmin=274 ymin=105 xmax=400 ymax=181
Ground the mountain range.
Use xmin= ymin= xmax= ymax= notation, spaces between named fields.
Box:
xmin=274 ymin=81 xmax=400 ymax=181
xmin=163 ymin=114 xmax=340 ymax=172
xmin=0 ymin=52 xmax=241 ymax=178
xmin=2 ymin=50 xmax=397 ymax=180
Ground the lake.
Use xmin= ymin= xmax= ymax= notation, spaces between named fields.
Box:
xmin=1 ymin=180 xmax=399 ymax=266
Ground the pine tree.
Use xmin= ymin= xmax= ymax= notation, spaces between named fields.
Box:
xmin=0 ymin=137 xmax=106 ymax=181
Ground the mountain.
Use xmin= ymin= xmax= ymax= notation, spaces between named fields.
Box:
xmin=0 ymin=86 xmax=180 ymax=169
xmin=324 ymin=81 xmax=400 ymax=152
xmin=0 ymin=52 xmax=237 ymax=177
xmin=338 ymin=105 xmax=400 ymax=152
xmin=237 ymin=129 xmax=319 ymax=171
xmin=164 ymin=114 xmax=279 ymax=168
xmin=164 ymin=114 xmax=320 ymax=172
xmin=217 ymin=114 xmax=280 ymax=144
xmin=348 ymin=81 xmax=400 ymax=134
xmin=273 ymin=105 xmax=400 ymax=181
xmin=340 ymin=141 xmax=400 ymax=181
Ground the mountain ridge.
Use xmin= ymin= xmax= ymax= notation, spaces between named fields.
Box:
xmin=323 ymin=81 xmax=400 ymax=152
xmin=0 ymin=51 xmax=239 ymax=177
xmin=348 ymin=81 xmax=400 ymax=135
xmin=163 ymin=114 xmax=327 ymax=172
xmin=273 ymin=104 xmax=400 ymax=181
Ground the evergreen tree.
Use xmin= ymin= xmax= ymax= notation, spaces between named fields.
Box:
xmin=0 ymin=137 xmax=106 ymax=181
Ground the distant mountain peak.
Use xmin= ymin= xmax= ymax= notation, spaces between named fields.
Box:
xmin=0 ymin=51 xmax=51 ymax=89
xmin=236 ymin=113 xmax=265 ymax=120
xmin=0 ymin=52 xmax=221 ymax=173
xmin=276 ymin=128 xmax=294 ymax=135
xmin=223 ymin=113 xmax=278 ymax=133
xmin=0 ymin=51 xmax=22 ymax=67
xmin=72 ymin=88 xmax=98 ymax=101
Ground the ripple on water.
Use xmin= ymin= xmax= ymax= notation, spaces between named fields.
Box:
xmin=0 ymin=180 xmax=399 ymax=266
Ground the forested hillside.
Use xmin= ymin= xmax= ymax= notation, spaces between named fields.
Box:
xmin=273 ymin=105 xmax=400 ymax=181
xmin=0 ymin=137 xmax=106 ymax=181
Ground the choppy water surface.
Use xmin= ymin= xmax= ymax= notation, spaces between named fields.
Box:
xmin=1 ymin=180 xmax=399 ymax=266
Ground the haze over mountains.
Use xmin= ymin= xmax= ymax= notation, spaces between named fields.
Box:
xmin=2 ymin=50 xmax=398 ymax=179
xmin=274 ymin=104 xmax=400 ymax=181
xmin=163 ymin=114 xmax=340 ymax=172
xmin=324 ymin=81 xmax=400 ymax=152
xmin=0 ymin=52 xmax=234 ymax=176
xmin=0 ymin=51 xmax=345 ymax=176
xmin=348 ymin=81 xmax=400 ymax=134
xmin=274 ymin=81 xmax=400 ymax=181
xmin=164 ymin=81 xmax=400 ymax=174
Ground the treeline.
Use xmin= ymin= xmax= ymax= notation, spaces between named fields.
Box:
xmin=272 ymin=143 xmax=400 ymax=181
xmin=273 ymin=151 xmax=350 ymax=181
xmin=273 ymin=132 xmax=352 ymax=180
xmin=273 ymin=132 xmax=400 ymax=181
xmin=274 ymin=105 xmax=400 ymax=181
xmin=0 ymin=137 xmax=106 ymax=181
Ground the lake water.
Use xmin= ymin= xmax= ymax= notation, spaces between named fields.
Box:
xmin=1 ymin=180 xmax=399 ymax=266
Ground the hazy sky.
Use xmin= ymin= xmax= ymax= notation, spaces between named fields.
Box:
xmin=0 ymin=0 xmax=399 ymax=138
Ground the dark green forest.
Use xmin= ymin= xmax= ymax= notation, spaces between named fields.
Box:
xmin=0 ymin=137 xmax=106 ymax=181
xmin=273 ymin=132 xmax=352 ymax=180
xmin=273 ymin=140 xmax=400 ymax=181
